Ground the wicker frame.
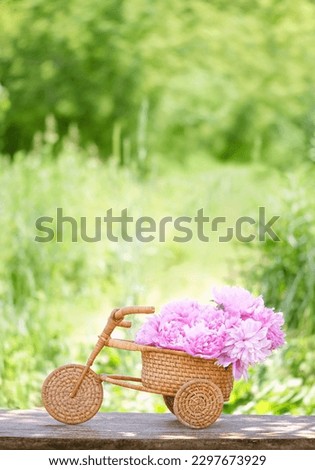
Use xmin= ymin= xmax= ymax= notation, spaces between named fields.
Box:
xmin=42 ymin=305 xmax=234 ymax=428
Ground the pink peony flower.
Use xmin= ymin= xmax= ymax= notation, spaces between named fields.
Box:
xmin=158 ymin=298 xmax=202 ymax=326
xmin=217 ymin=318 xmax=272 ymax=379
xmin=252 ymin=307 xmax=285 ymax=349
xmin=212 ymin=286 xmax=264 ymax=319
xmin=134 ymin=314 xmax=161 ymax=347
xmin=135 ymin=298 xmax=202 ymax=351
xmin=183 ymin=321 xmax=226 ymax=359
xmin=135 ymin=287 xmax=285 ymax=380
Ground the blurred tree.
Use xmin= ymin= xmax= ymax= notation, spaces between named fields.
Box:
xmin=0 ymin=0 xmax=146 ymax=156
xmin=1 ymin=0 xmax=315 ymax=165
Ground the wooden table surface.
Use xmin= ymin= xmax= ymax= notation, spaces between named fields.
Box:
xmin=0 ymin=410 xmax=314 ymax=450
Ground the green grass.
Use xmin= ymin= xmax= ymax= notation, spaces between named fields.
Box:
xmin=1 ymin=146 xmax=313 ymax=414
xmin=226 ymin=335 xmax=315 ymax=416
xmin=240 ymin=165 xmax=315 ymax=334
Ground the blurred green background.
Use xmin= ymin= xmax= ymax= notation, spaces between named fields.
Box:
xmin=1 ymin=0 xmax=315 ymax=416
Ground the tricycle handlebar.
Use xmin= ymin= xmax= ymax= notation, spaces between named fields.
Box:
xmin=85 ymin=306 xmax=155 ymax=367
xmin=70 ymin=305 xmax=155 ymax=398
xmin=113 ymin=305 xmax=155 ymax=323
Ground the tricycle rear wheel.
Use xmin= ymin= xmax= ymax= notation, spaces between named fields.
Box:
xmin=173 ymin=379 xmax=223 ymax=429
xmin=163 ymin=395 xmax=175 ymax=414
xmin=42 ymin=364 xmax=103 ymax=424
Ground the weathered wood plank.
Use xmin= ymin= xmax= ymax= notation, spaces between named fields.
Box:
xmin=0 ymin=410 xmax=314 ymax=450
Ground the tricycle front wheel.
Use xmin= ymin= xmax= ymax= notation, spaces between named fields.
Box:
xmin=42 ymin=364 xmax=103 ymax=424
xmin=173 ymin=379 xmax=223 ymax=429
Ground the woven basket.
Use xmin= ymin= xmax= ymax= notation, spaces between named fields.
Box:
xmin=141 ymin=348 xmax=233 ymax=400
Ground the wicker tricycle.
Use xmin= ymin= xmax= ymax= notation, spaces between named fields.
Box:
xmin=42 ymin=306 xmax=234 ymax=429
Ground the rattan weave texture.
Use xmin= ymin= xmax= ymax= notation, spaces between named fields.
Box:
xmin=42 ymin=364 xmax=103 ymax=425
xmin=141 ymin=350 xmax=233 ymax=400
